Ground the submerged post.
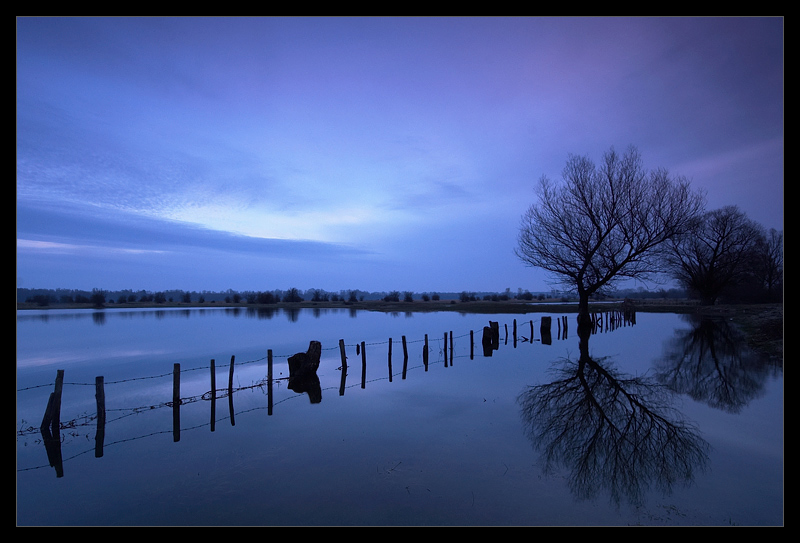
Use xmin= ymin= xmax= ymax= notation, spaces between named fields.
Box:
xmin=228 ymin=355 xmax=236 ymax=427
xmin=41 ymin=369 xmax=64 ymax=433
xmin=540 ymin=317 xmax=552 ymax=345
xmin=339 ymin=339 xmax=347 ymax=370
xmin=173 ymin=363 xmax=181 ymax=442
xmin=361 ymin=341 xmax=367 ymax=389
xmin=95 ymin=376 xmax=105 ymax=458
xmin=267 ymin=349 xmax=274 ymax=415
xmin=210 ymin=359 xmax=216 ymax=432
xmin=490 ymin=322 xmax=500 ymax=350
xmin=449 ymin=331 xmax=454 ymax=365
xmin=513 ymin=319 xmax=517 ymax=347
xmin=40 ymin=370 xmax=65 ymax=478
xmin=228 ymin=355 xmax=235 ymax=396
xmin=482 ymin=326 xmax=494 ymax=357
xmin=388 ymin=338 xmax=393 ymax=382
xmin=402 ymin=335 xmax=408 ymax=379
xmin=423 ymin=334 xmax=429 ymax=371
xmin=470 ymin=330 xmax=474 ymax=359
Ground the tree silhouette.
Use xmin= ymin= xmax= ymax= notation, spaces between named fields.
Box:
xmin=518 ymin=324 xmax=709 ymax=506
xmin=654 ymin=314 xmax=781 ymax=413
xmin=668 ymin=205 xmax=764 ymax=305
xmin=516 ymin=145 xmax=704 ymax=327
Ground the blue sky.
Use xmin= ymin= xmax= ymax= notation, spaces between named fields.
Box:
xmin=16 ymin=17 xmax=783 ymax=294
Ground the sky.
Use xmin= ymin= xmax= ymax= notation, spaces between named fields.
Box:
xmin=16 ymin=17 xmax=784 ymax=295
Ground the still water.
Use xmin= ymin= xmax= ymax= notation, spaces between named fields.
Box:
xmin=16 ymin=306 xmax=783 ymax=526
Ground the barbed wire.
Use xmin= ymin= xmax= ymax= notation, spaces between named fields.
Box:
xmin=17 ymin=309 xmax=620 ymax=394
xmin=16 ymin=326 xmax=492 ymax=392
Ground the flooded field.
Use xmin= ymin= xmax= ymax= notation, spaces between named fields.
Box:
xmin=16 ymin=306 xmax=783 ymax=526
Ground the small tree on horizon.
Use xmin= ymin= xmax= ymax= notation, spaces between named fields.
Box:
xmin=90 ymin=289 xmax=106 ymax=308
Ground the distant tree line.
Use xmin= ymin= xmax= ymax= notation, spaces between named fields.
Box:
xmin=20 ymin=286 xmax=575 ymax=307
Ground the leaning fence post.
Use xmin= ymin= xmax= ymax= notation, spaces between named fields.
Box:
xmin=40 ymin=370 xmax=65 ymax=478
xmin=41 ymin=369 xmax=63 ymax=433
xmin=41 ymin=369 xmax=65 ymax=434
xmin=339 ymin=339 xmax=347 ymax=370
xmin=338 ymin=341 xmax=347 ymax=396
xmin=402 ymin=336 xmax=408 ymax=379
xmin=228 ymin=355 xmax=235 ymax=396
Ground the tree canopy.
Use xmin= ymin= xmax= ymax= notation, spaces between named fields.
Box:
xmin=667 ymin=205 xmax=780 ymax=305
xmin=516 ymin=145 xmax=705 ymax=324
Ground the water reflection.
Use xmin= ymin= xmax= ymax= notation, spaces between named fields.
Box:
xmin=655 ymin=315 xmax=783 ymax=414
xmin=518 ymin=324 xmax=710 ymax=507
xmin=15 ymin=305 xmax=364 ymax=325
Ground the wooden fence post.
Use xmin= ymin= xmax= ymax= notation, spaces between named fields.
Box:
xmin=388 ymin=338 xmax=393 ymax=382
xmin=228 ymin=355 xmax=236 ymax=427
xmin=470 ymin=330 xmax=474 ymax=359
xmin=338 ymin=339 xmax=347 ymax=370
xmin=40 ymin=370 xmax=65 ymax=478
xmin=449 ymin=331 xmax=454 ymax=365
xmin=95 ymin=376 xmax=105 ymax=458
xmin=173 ymin=363 xmax=180 ymax=441
xmin=540 ymin=317 xmax=552 ymax=345
xmin=210 ymin=359 xmax=216 ymax=432
xmin=228 ymin=355 xmax=235 ymax=395
xmin=443 ymin=332 xmax=448 ymax=367
xmin=338 ymin=340 xmax=347 ymax=396
xmin=267 ymin=350 xmax=274 ymax=415
xmin=489 ymin=322 xmax=499 ymax=350
xmin=361 ymin=341 xmax=367 ymax=389
xmin=513 ymin=319 xmax=517 ymax=347
xmin=402 ymin=336 xmax=408 ymax=379
xmin=423 ymin=334 xmax=429 ymax=371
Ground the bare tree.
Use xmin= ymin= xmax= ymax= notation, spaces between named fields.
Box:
xmin=668 ymin=205 xmax=764 ymax=305
xmin=518 ymin=326 xmax=709 ymax=506
xmin=752 ymin=227 xmax=783 ymax=302
xmin=516 ymin=146 xmax=704 ymax=326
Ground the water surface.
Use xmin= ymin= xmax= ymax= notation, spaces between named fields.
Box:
xmin=16 ymin=306 xmax=783 ymax=526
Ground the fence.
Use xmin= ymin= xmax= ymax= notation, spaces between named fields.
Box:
xmin=19 ymin=309 xmax=635 ymax=478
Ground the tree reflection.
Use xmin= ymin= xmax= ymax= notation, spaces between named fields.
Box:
xmin=654 ymin=315 xmax=781 ymax=414
xmin=518 ymin=324 xmax=709 ymax=507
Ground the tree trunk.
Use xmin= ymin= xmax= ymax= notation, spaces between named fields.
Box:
xmin=577 ymin=293 xmax=592 ymax=330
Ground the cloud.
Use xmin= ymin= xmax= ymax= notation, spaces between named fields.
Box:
xmin=16 ymin=200 xmax=374 ymax=260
